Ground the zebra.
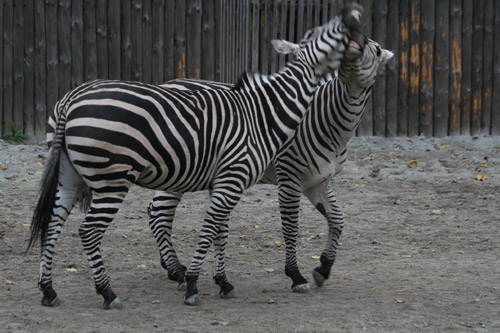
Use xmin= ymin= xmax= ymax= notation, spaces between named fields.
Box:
xmin=27 ymin=5 xmax=366 ymax=309
xmin=149 ymin=38 xmax=394 ymax=294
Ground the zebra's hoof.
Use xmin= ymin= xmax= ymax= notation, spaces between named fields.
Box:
xmin=220 ymin=289 xmax=237 ymax=299
xmin=41 ymin=295 xmax=60 ymax=307
xmin=292 ymin=283 xmax=311 ymax=293
xmin=312 ymin=270 xmax=326 ymax=288
xmin=177 ymin=281 xmax=187 ymax=291
xmin=103 ymin=297 xmax=123 ymax=310
xmin=183 ymin=294 xmax=201 ymax=306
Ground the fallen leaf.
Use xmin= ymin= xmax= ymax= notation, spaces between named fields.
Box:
xmin=362 ymin=156 xmax=373 ymax=161
xmin=1 ymin=166 xmax=7 ymax=170
xmin=389 ymin=151 xmax=396 ymax=155
xmin=408 ymin=160 xmax=418 ymax=168
xmin=11 ymin=186 xmax=20 ymax=190
xmin=274 ymin=241 xmax=285 ymax=246
xmin=476 ymin=174 xmax=487 ymax=181
xmin=20 ymin=178 xmax=28 ymax=182
xmin=6 ymin=280 xmax=17 ymax=285
xmin=23 ymin=161 xmax=28 ymax=166
xmin=480 ymin=164 xmax=488 ymax=168
xmin=137 ymin=264 xmax=148 ymax=269
xmin=311 ymin=255 xmax=320 ymax=260
xmin=436 ymin=144 xmax=445 ymax=150
xmin=22 ymin=224 xmax=31 ymax=227
xmin=431 ymin=209 xmax=441 ymax=214
xmin=454 ymin=153 xmax=460 ymax=157
xmin=65 ymin=268 xmax=78 ymax=272
xmin=393 ymin=298 xmax=405 ymax=304
xmin=37 ymin=161 xmax=47 ymax=166
xmin=351 ymin=167 xmax=359 ymax=171
xmin=252 ymin=225 xmax=259 ymax=229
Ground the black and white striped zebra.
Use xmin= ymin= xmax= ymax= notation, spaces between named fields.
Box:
xmin=28 ymin=6 xmax=365 ymax=309
xmin=149 ymin=38 xmax=393 ymax=293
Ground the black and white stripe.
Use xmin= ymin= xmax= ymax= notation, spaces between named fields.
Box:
xmin=149 ymin=39 xmax=394 ymax=293
xmin=28 ymin=14 xmax=358 ymax=308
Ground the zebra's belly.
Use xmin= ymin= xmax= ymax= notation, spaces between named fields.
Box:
xmin=301 ymin=157 xmax=344 ymax=190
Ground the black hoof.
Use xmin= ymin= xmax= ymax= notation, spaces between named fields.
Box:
xmin=183 ymin=294 xmax=201 ymax=306
xmin=98 ymin=287 xmax=122 ymax=310
xmin=103 ymin=296 xmax=123 ymax=310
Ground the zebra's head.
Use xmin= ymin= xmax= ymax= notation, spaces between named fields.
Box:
xmin=272 ymin=18 xmax=349 ymax=77
xmin=338 ymin=39 xmax=394 ymax=89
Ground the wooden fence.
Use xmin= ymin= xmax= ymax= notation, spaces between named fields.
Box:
xmin=1 ymin=0 xmax=499 ymax=139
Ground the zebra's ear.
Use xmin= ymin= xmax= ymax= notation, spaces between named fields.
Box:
xmin=271 ymin=39 xmax=300 ymax=56
xmin=381 ymin=49 xmax=394 ymax=64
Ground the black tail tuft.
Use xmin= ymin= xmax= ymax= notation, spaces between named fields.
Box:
xmin=26 ymin=144 xmax=62 ymax=253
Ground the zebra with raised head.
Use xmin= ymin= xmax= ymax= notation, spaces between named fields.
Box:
xmin=149 ymin=38 xmax=393 ymax=293
xmin=28 ymin=5 xmax=365 ymax=309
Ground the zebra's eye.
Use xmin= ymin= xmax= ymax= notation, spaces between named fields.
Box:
xmin=376 ymin=46 xmax=382 ymax=57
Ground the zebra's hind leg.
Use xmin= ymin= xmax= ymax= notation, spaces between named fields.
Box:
xmin=277 ymin=178 xmax=311 ymax=293
xmin=38 ymin=151 xmax=85 ymax=306
xmin=148 ymin=191 xmax=187 ymax=291
xmin=213 ymin=221 xmax=236 ymax=298
xmin=79 ymin=190 xmax=130 ymax=310
xmin=304 ymin=183 xmax=344 ymax=288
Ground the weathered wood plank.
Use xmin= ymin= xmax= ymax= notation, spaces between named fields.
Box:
xmin=357 ymin=0 xmax=373 ymax=136
xmin=270 ymin=0 xmax=279 ymax=74
xmin=470 ymin=0 xmax=484 ymax=135
xmin=433 ymin=0 xmax=449 ymax=137
xmin=492 ymin=0 xmax=500 ymax=135
xmin=58 ymin=0 xmax=71 ymax=97
xmin=142 ymin=0 xmax=152 ymax=83
xmin=397 ymin=0 xmax=409 ymax=136
xmin=278 ymin=0 xmax=288 ymax=69
xmin=131 ymin=0 xmax=143 ymax=81
xmin=186 ymin=0 xmax=201 ymax=79
xmin=174 ymin=0 xmax=186 ymax=78
xmin=83 ymin=0 xmax=97 ymax=81
xmin=96 ymin=0 xmax=108 ymax=79
xmin=372 ymin=0 xmax=388 ymax=137
xmin=34 ymin=0 xmax=47 ymax=137
xmin=260 ymin=0 xmax=270 ymax=74
xmin=23 ymin=0 xmax=35 ymax=137
xmin=448 ymin=0 xmax=462 ymax=136
xmin=13 ymin=0 xmax=25 ymax=133
xmin=213 ymin=0 xmax=222 ymax=80
xmin=385 ymin=0 xmax=399 ymax=137
xmin=152 ymin=0 xmax=164 ymax=84
xmin=305 ymin=0 xmax=313 ymax=31
xmin=296 ymin=0 xmax=304 ymax=40
xmin=460 ymin=0 xmax=473 ymax=135
xmin=419 ymin=0 xmax=434 ymax=137
xmin=408 ymin=0 xmax=422 ymax=136
xmin=0 ymin=0 xmax=3 ymax=136
xmin=108 ymin=0 xmax=121 ymax=80
xmin=287 ymin=0 xmax=295 ymax=63
xmin=201 ymin=0 xmax=215 ymax=79
xmin=251 ymin=0 xmax=260 ymax=72
xmin=481 ymin=0 xmax=494 ymax=134
xmin=2 ymin=0 xmax=14 ymax=135
xmin=163 ymin=0 xmax=174 ymax=81
xmin=46 ymin=0 xmax=58 ymax=120
xmin=120 ymin=0 xmax=131 ymax=80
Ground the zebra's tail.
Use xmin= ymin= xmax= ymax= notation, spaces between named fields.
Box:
xmin=26 ymin=108 xmax=67 ymax=253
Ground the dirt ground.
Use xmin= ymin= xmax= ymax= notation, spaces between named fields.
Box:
xmin=1 ymin=135 xmax=499 ymax=332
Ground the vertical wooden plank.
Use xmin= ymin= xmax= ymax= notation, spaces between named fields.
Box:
xmin=321 ymin=0 xmax=328 ymax=24
xmin=270 ymin=0 xmax=279 ymax=74
xmin=23 ymin=0 xmax=35 ymax=137
xmin=408 ymin=0 xmax=421 ymax=136
xmin=397 ymin=0 xmax=409 ymax=136
xmin=46 ymin=0 xmax=58 ymax=120
xmin=305 ymin=0 xmax=313 ymax=31
xmin=481 ymin=0 xmax=494 ymax=134
xmin=186 ymin=0 xmax=201 ymax=79
xmin=433 ymin=0 xmax=449 ymax=137
xmin=330 ymin=0 xmax=344 ymax=18
xmin=2 ymin=0 xmax=14 ymax=134
xmin=448 ymin=0 xmax=462 ymax=136
xmin=131 ymin=0 xmax=143 ymax=81
xmin=34 ymin=0 xmax=46 ymax=137
xmin=419 ymin=0 xmax=434 ymax=137
xmin=58 ymin=0 xmax=71 ymax=97
xmin=357 ymin=0 xmax=373 ymax=136
xmin=71 ymin=0 xmax=83 ymax=89
xmin=142 ymin=0 xmax=152 ymax=83
xmin=296 ymin=0 xmax=304 ymax=40
xmin=0 ymin=0 xmax=3 ymax=136
xmin=313 ymin=0 xmax=320 ymax=27
xmin=152 ymin=0 xmax=164 ymax=84
xmin=372 ymin=0 xmax=387 ymax=137
xmin=385 ymin=0 xmax=399 ymax=137
xmin=96 ymin=0 xmax=108 ymax=79
xmin=121 ymin=0 xmax=131 ymax=80
xmin=13 ymin=0 xmax=25 ymax=132
xmin=163 ymin=0 xmax=174 ymax=81
xmin=460 ymin=0 xmax=472 ymax=135
xmin=174 ymin=0 xmax=186 ymax=78
xmin=470 ymin=0 xmax=484 ymax=135
xmin=278 ymin=0 xmax=288 ymax=69
xmin=213 ymin=0 xmax=222 ymax=81
xmin=83 ymin=0 xmax=97 ymax=81
xmin=251 ymin=0 xmax=260 ymax=72
xmin=260 ymin=1 xmax=270 ymax=74
xmin=201 ymin=0 xmax=215 ymax=80
xmin=492 ymin=0 xmax=500 ymax=135
xmin=108 ymin=0 xmax=121 ymax=80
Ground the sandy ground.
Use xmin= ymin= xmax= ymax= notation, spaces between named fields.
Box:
xmin=0 ymin=135 xmax=499 ymax=332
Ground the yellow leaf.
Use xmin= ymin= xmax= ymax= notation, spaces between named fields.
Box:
xmin=389 ymin=151 xmax=396 ymax=155
xmin=408 ymin=159 xmax=418 ymax=168
xmin=436 ymin=145 xmax=445 ymax=150
xmin=37 ymin=161 xmax=47 ymax=166
xmin=6 ymin=280 xmax=17 ymax=285
xmin=351 ymin=167 xmax=359 ymax=171
xmin=431 ymin=209 xmax=441 ymax=214
xmin=65 ymin=268 xmax=78 ymax=272
xmin=1 ymin=166 xmax=7 ymax=170
xmin=275 ymin=241 xmax=285 ymax=246
xmin=137 ymin=264 xmax=148 ymax=269
xmin=393 ymin=298 xmax=405 ymax=304
xmin=311 ymin=255 xmax=320 ymax=260
xmin=11 ymin=186 xmax=20 ymax=190
xmin=20 ymin=178 xmax=28 ymax=182
xmin=22 ymin=223 xmax=31 ymax=227
xmin=23 ymin=161 xmax=28 ymax=166
xmin=476 ymin=174 xmax=487 ymax=181
xmin=362 ymin=156 xmax=373 ymax=161
xmin=252 ymin=225 xmax=259 ymax=229
xmin=454 ymin=153 xmax=460 ymax=157
xmin=480 ymin=164 xmax=488 ymax=168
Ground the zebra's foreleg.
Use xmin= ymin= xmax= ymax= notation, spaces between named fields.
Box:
xmin=148 ymin=191 xmax=187 ymax=290
xmin=213 ymin=221 xmax=236 ymax=298
xmin=38 ymin=152 xmax=85 ymax=306
xmin=278 ymin=179 xmax=310 ymax=293
xmin=304 ymin=183 xmax=344 ymax=287
xmin=79 ymin=191 xmax=128 ymax=310
xmin=183 ymin=189 xmax=241 ymax=306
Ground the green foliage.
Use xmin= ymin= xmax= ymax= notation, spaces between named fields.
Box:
xmin=2 ymin=121 xmax=29 ymax=144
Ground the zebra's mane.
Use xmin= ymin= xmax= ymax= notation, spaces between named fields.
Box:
xmin=232 ymin=72 xmax=269 ymax=91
